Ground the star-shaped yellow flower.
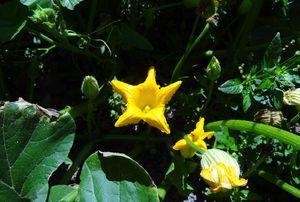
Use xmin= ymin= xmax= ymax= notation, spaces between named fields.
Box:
xmin=111 ymin=67 xmax=182 ymax=134
xmin=172 ymin=117 xmax=214 ymax=158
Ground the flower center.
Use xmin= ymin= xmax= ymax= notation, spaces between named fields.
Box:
xmin=143 ymin=105 xmax=152 ymax=113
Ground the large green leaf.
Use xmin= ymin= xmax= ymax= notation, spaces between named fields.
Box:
xmin=77 ymin=151 xmax=159 ymax=202
xmin=0 ymin=99 xmax=75 ymax=201
xmin=48 ymin=185 xmax=78 ymax=202
xmin=0 ymin=1 xmax=28 ymax=43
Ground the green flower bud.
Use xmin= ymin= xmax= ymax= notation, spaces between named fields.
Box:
xmin=30 ymin=6 xmax=57 ymax=29
xmin=81 ymin=76 xmax=100 ymax=100
xmin=207 ymin=56 xmax=221 ymax=81
xmin=254 ymin=109 xmax=284 ymax=126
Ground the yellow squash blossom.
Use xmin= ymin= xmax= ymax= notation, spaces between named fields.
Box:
xmin=111 ymin=67 xmax=182 ymax=134
xmin=172 ymin=118 xmax=214 ymax=158
xmin=200 ymin=149 xmax=247 ymax=192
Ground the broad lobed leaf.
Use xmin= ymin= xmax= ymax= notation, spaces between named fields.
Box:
xmin=0 ymin=100 xmax=75 ymax=201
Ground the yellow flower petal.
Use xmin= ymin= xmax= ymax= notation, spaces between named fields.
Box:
xmin=200 ymin=168 xmax=214 ymax=183
xmin=142 ymin=107 xmax=170 ymax=134
xmin=111 ymin=67 xmax=181 ymax=133
xmin=196 ymin=117 xmax=205 ymax=129
xmin=172 ymin=139 xmax=187 ymax=150
xmin=200 ymin=160 xmax=247 ymax=192
xmin=224 ymin=166 xmax=248 ymax=186
xmin=144 ymin=67 xmax=157 ymax=85
xmin=157 ymin=81 xmax=182 ymax=106
xmin=194 ymin=138 xmax=208 ymax=151
xmin=190 ymin=118 xmax=205 ymax=138
xmin=111 ymin=80 xmax=135 ymax=103
xmin=203 ymin=131 xmax=215 ymax=139
xmin=115 ymin=104 xmax=142 ymax=127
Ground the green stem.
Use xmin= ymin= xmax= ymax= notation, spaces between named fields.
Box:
xmin=60 ymin=97 xmax=103 ymax=118
xmin=28 ymin=29 xmax=102 ymax=62
xmin=87 ymin=100 xmax=93 ymax=137
xmin=242 ymin=154 xmax=267 ymax=177
xmin=184 ymin=135 xmax=205 ymax=154
xmin=154 ymin=1 xmax=182 ymax=10
xmin=97 ymin=134 xmax=168 ymax=142
xmin=87 ymin=0 xmax=98 ymax=32
xmin=233 ymin=0 xmax=264 ymax=59
xmin=0 ymin=65 xmax=5 ymax=98
xmin=171 ymin=23 xmax=210 ymax=81
xmin=205 ymin=120 xmax=300 ymax=150
xmin=287 ymin=112 xmax=300 ymax=128
xmin=200 ymin=81 xmax=214 ymax=114
xmin=60 ymin=142 xmax=94 ymax=184
xmin=257 ymin=170 xmax=300 ymax=198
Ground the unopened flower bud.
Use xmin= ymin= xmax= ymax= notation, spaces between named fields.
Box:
xmin=254 ymin=109 xmax=284 ymax=126
xmin=206 ymin=56 xmax=221 ymax=81
xmin=283 ymin=88 xmax=300 ymax=107
xmin=81 ymin=76 xmax=100 ymax=100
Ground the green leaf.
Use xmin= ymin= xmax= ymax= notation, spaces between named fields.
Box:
xmin=0 ymin=99 xmax=75 ymax=201
xmin=263 ymin=32 xmax=282 ymax=68
xmin=78 ymin=151 xmax=159 ymax=201
xmin=20 ymin=0 xmax=53 ymax=8
xmin=20 ymin=0 xmax=83 ymax=10
xmin=242 ymin=90 xmax=251 ymax=112
xmin=0 ymin=1 xmax=28 ymax=43
xmin=163 ymin=152 xmax=196 ymax=196
xmin=59 ymin=0 xmax=84 ymax=10
xmin=215 ymin=127 xmax=238 ymax=151
xmin=218 ymin=79 xmax=243 ymax=94
xmin=120 ymin=24 xmax=154 ymax=51
xmin=48 ymin=185 xmax=79 ymax=202
xmin=237 ymin=189 xmax=263 ymax=201
xmin=205 ymin=120 xmax=300 ymax=150
xmin=258 ymin=78 xmax=273 ymax=90
xmin=270 ymin=89 xmax=283 ymax=109
xmin=206 ymin=56 xmax=221 ymax=82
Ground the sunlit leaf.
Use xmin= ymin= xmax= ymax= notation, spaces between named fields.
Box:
xmin=218 ymin=79 xmax=243 ymax=94
xmin=0 ymin=99 xmax=75 ymax=201
xmin=77 ymin=151 xmax=159 ymax=201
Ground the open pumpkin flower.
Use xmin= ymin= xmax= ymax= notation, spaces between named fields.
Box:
xmin=172 ymin=117 xmax=214 ymax=158
xmin=111 ymin=67 xmax=182 ymax=134
xmin=200 ymin=149 xmax=247 ymax=192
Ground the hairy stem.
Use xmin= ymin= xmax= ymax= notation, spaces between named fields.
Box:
xmin=205 ymin=120 xmax=300 ymax=150
xmin=171 ymin=21 xmax=210 ymax=81
xmin=258 ymin=170 xmax=300 ymax=198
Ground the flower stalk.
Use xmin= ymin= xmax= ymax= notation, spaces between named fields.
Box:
xmin=205 ymin=120 xmax=300 ymax=150
xmin=171 ymin=23 xmax=210 ymax=81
